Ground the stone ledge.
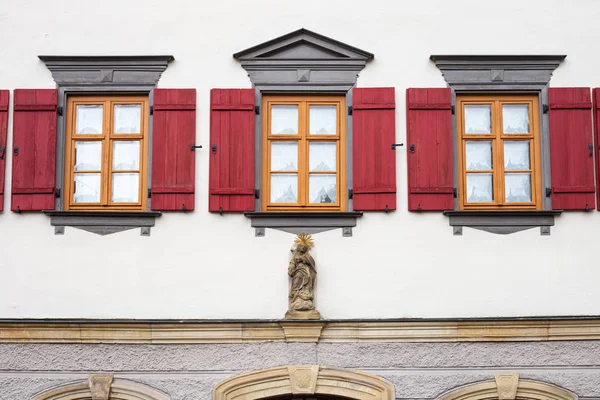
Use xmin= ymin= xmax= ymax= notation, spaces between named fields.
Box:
xmin=43 ymin=210 xmax=161 ymax=236
xmin=244 ymin=211 xmax=362 ymax=237
xmin=443 ymin=210 xmax=561 ymax=235
xmin=1 ymin=318 xmax=600 ymax=344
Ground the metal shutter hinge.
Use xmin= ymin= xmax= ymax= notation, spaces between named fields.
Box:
xmin=453 ymin=188 xmax=457 ymax=198
xmin=255 ymin=106 xmax=260 ymax=115
xmin=543 ymin=104 xmax=549 ymax=114
xmin=451 ymin=105 xmax=455 ymax=115
xmin=545 ymin=187 xmax=552 ymax=197
xmin=148 ymin=188 xmax=152 ymax=198
xmin=254 ymin=189 xmax=260 ymax=199
xmin=348 ymin=106 xmax=353 ymax=116
xmin=54 ymin=188 xmax=61 ymax=198
xmin=57 ymin=106 xmax=63 ymax=116
xmin=348 ymin=189 xmax=353 ymax=199
xmin=149 ymin=106 xmax=154 ymax=115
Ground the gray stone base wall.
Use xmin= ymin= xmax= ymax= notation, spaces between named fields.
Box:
xmin=1 ymin=341 xmax=600 ymax=400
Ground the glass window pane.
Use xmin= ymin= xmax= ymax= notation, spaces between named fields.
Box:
xmin=270 ymin=174 xmax=298 ymax=203
xmin=505 ymin=173 xmax=532 ymax=202
xmin=310 ymin=106 xmax=336 ymax=134
xmin=114 ymin=104 xmax=142 ymax=134
xmin=309 ymin=142 xmax=336 ymax=171
xmin=271 ymin=142 xmax=298 ymax=171
xmin=271 ymin=105 xmax=298 ymax=134
xmin=112 ymin=141 xmax=140 ymax=171
xmin=466 ymin=173 xmax=493 ymax=202
xmin=74 ymin=141 xmax=102 ymax=171
xmin=76 ymin=105 xmax=103 ymax=134
xmin=504 ymin=141 xmax=530 ymax=170
xmin=465 ymin=141 xmax=492 ymax=171
xmin=503 ymin=104 xmax=529 ymax=134
xmin=112 ymin=172 xmax=140 ymax=203
xmin=74 ymin=173 xmax=101 ymax=203
xmin=464 ymin=105 xmax=491 ymax=134
xmin=309 ymin=174 xmax=336 ymax=204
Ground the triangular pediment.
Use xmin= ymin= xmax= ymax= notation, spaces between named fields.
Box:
xmin=234 ymin=28 xmax=373 ymax=61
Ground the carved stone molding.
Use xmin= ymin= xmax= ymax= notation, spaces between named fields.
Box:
xmin=38 ymin=55 xmax=173 ymax=86
xmin=34 ymin=378 xmax=169 ymax=400
xmin=438 ymin=378 xmax=576 ymax=400
xmin=496 ymin=373 xmax=519 ymax=400
xmin=3 ymin=318 xmax=600 ymax=344
xmin=213 ymin=365 xmax=395 ymax=400
xmin=234 ymin=28 xmax=373 ymax=89
xmin=430 ymin=55 xmax=565 ymax=90
xmin=89 ymin=374 xmax=113 ymax=400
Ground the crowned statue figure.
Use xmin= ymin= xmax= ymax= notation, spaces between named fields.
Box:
xmin=285 ymin=233 xmax=321 ymax=320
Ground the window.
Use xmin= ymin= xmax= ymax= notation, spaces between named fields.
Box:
xmin=64 ymin=95 xmax=148 ymax=211
xmin=456 ymin=94 xmax=541 ymax=210
xmin=262 ymin=95 xmax=346 ymax=211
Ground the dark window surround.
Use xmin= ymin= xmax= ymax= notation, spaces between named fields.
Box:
xmin=430 ymin=55 xmax=566 ymax=235
xmin=234 ymin=28 xmax=373 ymax=237
xmin=38 ymin=55 xmax=173 ymax=236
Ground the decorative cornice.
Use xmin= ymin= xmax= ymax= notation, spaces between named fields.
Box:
xmin=429 ymin=55 xmax=565 ymax=89
xmin=2 ymin=318 xmax=600 ymax=344
xmin=38 ymin=55 xmax=174 ymax=86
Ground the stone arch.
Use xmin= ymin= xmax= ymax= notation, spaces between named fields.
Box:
xmin=437 ymin=374 xmax=577 ymax=400
xmin=212 ymin=365 xmax=395 ymax=400
xmin=33 ymin=376 xmax=169 ymax=400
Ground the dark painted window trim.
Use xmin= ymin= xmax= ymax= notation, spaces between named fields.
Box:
xmin=430 ymin=55 xmax=565 ymax=235
xmin=244 ymin=212 xmax=362 ymax=237
xmin=443 ymin=210 xmax=562 ymax=236
xmin=235 ymin=29 xmax=372 ymax=237
xmin=43 ymin=210 xmax=161 ymax=236
xmin=38 ymin=55 xmax=173 ymax=235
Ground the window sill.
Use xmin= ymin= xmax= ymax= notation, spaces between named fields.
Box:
xmin=443 ymin=210 xmax=562 ymax=235
xmin=43 ymin=210 xmax=161 ymax=236
xmin=244 ymin=211 xmax=363 ymax=237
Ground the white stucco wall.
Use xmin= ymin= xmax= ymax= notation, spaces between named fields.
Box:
xmin=0 ymin=0 xmax=599 ymax=319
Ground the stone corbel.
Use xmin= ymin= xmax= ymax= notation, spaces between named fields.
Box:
xmin=495 ymin=373 xmax=519 ymax=400
xmin=88 ymin=374 xmax=113 ymax=400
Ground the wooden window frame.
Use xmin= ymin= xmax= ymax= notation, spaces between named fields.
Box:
xmin=262 ymin=94 xmax=346 ymax=212
xmin=457 ymin=94 xmax=542 ymax=210
xmin=64 ymin=95 xmax=148 ymax=211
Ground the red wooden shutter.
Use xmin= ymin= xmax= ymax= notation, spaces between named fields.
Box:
xmin=151 ymin=89 xmax=196 ymax=211
xmin=549 ymin=87 xmax=594 ymax=210
xmin=406 ymin=88 xmax=453 ymax=211
xmin=352 ymin=87 xmax=396 ymax=211
xmin=0 ymin=90 xmax=8 ymax=211
xmin=11 ymin=89 xmax=57 ymax=212
xmin=594 ymin=88 xmax=600 ymax=210
xmin=209 ymin=89 xmax=255 ymax=213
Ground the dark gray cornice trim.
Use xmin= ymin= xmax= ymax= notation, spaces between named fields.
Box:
xmin=38 ymin=55 xmax=174 ymax=86
xmin=430 ymin=55 xmax=566 ymax=88
xmin=245 ymin=211 xmax=363 ymax=237
xmin=234 ymin=28 xmax=374 ymax=60
xmin=443 ymin=210 xmax=562 ymax=235
xmin=43 ymin=210 xmax=161 ymax=236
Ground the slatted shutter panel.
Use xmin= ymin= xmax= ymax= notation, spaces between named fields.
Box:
xmin=593 ymin=88 xmax=600 ymax=210
xmin=352 ymin=87 xmax=397 ymax=211
xmin=0 ymin=90 xmax=8 ymax=211
xmin=406 ymin=88 xmax=454 ymax=211
xmin=11 ymin=89 xmax=57 ymax=212
xmin=549 ymin=87 xmax=594 ymax=210
xmin=151 ymin=89 xmax=196 ymax=211
xmin=209 ymin=89 xmax=255 ymax=213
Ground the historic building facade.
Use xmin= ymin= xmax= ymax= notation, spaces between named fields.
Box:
xmin=1 ymin=0 xmax=600 ymax=399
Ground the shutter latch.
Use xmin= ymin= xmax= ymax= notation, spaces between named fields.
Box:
xmin=190 ymin=144 xmax=203 ymax=151
xmin=348 ymin=189 xmax=353 ymax=199
xmin=391 ymin=143 xmax=404 ymax=150
xmin=211 ymin=145 xmax=217 ymax=154
xmin=409 ymin=144 xmax=415 ymax=153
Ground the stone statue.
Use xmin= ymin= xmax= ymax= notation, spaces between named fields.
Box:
xmin=286 ymin=233 xmax=321 ymax=319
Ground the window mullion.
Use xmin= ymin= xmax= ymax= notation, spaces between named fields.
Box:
xmin=101 ymin=100 xmax=111 ymax=206
xmin=494 ymin=100 xmax=503 ymax=206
